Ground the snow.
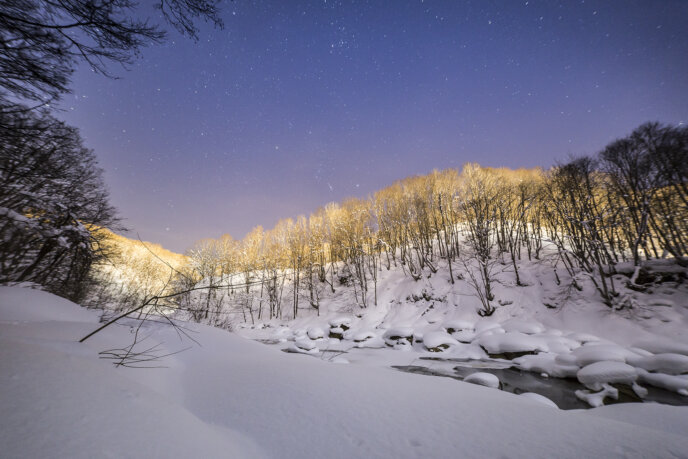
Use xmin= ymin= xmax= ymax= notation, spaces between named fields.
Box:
xmin=443 ymin=319 xmax=474 ymax=333
xmin=382 ymin=327 xmax=414 ymax=347
xmin=571 ymin=344 xmax=640 ymax=367
xmin=628 ymin=353 xmax=688 ymax=375
xmin=576 ymin=384 xmax=619 ymax=408
xmin=478 ymin=332 xmax=548 ymax=355
xmin=328 ymin=316 xmax=352 ymax=328
xmin=464 ymin=372 xmax=501 ymax=389
xmin=288 ymin=337 xmax=319 ymax=354
xmin=306 ymin=326 xmax=325 ymax=340
xmin=519 ymin=392 xmax=559 ymax=409
xmin=577 ymin=361 xmax=638 ymax=390
xmin=633 ymin=339 xmax=688 ymax=357
xmin=422 ymin=331 xmax=459 ymax=351
xmin=513 ymin=353 xmax=580 ymax=378
xmin=502 ymin=318 xmax=545 ymax=335
xmin=637 ymin=369 xmax=688 ymax=396
xmin=3 ymin=286 xmax=688 ymax=458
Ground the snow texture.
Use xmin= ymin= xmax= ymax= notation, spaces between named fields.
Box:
xmin=3 ymin=286 xmax=688 ymax=458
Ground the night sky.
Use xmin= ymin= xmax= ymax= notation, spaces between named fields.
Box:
xmin=58 ymin=0 xmax=688 ymax=253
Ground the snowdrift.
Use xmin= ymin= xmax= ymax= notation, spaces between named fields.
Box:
xmin=2 ymin=286 xmax=688 ymax=458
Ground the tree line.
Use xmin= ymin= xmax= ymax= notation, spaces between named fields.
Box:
xmin=168 ymin=122 xmax=686 ymax=325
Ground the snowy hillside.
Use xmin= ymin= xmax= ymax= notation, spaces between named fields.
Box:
xmin=2 ymin=285 xmax=688 ymax=458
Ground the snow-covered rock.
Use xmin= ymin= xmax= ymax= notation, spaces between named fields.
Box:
xmin=383 ymin=327 xmax=414 ymax=347
xmin=328 ymin=316 xmax=353 ymax=329
xmin=307 ymin=327 xmax=325 ymax=340
xmin=633 ymin=339 xmax=688 ymax=357
xmin=463 ymin=372 xmax=500 ymax=389
xmin=423 ymin=332 xmax=459 ymax=352
xmin=571 ymin=344 xmax=639 ymax=367
xmin=453 ymin=330 xmax=477 ymax=343
xmin=627 ymin=353 xmax=688 ymax=375
xmin=576 ymin=384 xmax=619 ymax=408
xmin=478 ymin=332 xmax=548 ymax=356
xmin=288 ymin=338 xmax=319 ymax=354
xmin=513 ymin=354 xmax=579 ymax=378
xmin=577 ymin=361 xmax=638 ymax=391
xmin=353 ymin=331 xmax=377 ymax=342
xmin=636 ymin=368 xmax=688 ymax=396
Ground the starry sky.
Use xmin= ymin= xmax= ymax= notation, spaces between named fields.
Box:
xmin=59 ymin=0 xmax=688 ymax=253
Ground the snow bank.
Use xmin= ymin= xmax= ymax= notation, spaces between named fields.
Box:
xmin=4 ymin=286 xmax=688 ymax=459
xmin=519 ymin=392 xmax=559 ymax=409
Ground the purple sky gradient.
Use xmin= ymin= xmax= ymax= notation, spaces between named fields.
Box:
xmin=58 ymin=0 xmax=688 ymax=253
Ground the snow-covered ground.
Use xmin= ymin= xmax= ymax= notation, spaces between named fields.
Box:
xmin=2 ymin=285 xmax=688 ymax=458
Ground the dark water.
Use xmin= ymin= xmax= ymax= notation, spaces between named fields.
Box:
xmin=392 ymin=359 xmax=688 ymax=410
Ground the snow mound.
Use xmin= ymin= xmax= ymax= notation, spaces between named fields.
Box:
xmin=328 ymin=316 xmax=352 ymax=328
xmin=288 ymin=338 xmax=319 ymax=354
xmin=571 ymin=344 xmax=639 ymax=367
xmin=513 ymin=354 xmax=579 ymax=378
xmin=636 ymin=369 xmax=688 ymax=396
xmin=453 ymin=330 xmax=477 ymax=343
xmin=478 ymin=332 xmax=547 ymax=356
xmin=307 ymin=327 xmax=325 ymax=340
xmin=627 ymin=353 xmax=688 ymax=375
xmin=577 ymin=361 xmax=638 ymax=391
xmin=353 ymin=330 xmax=377 ymax=342
xmin=576 ymin=384 xmax=619 ymax=408
xmin=423 ymin=332 xmax=459 ymax=352
xmin=383 ymin=327 xmax=414 ymax=347
xmin=463 ymin=372 xmax=500 ymax=389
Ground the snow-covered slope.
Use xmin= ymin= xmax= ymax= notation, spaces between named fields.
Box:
xmin=2 ymin=285 xmax=688 ymax=458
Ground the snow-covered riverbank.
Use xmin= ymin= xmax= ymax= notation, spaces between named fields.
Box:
xmin=2 ymin=285 xmax=688 ymax=458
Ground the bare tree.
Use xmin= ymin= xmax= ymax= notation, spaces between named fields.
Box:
xmin=0 ymin=0 xmax=223 ymax=107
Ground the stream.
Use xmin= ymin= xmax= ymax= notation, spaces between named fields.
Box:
xmin=260 ymin=339 xmax=688 ymax=410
